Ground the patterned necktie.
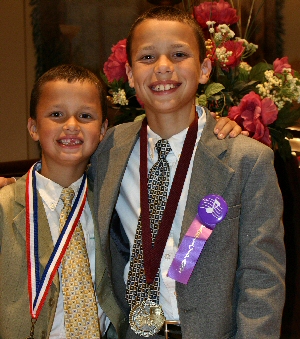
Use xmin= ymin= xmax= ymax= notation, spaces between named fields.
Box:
xmin=60 ymin=187 xmax=101 ymax=339
xmin=126 ymin=139 xmax=172 ymax=307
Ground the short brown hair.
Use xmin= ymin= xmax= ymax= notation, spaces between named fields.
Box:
xmin=30 ymin=64 xmax=107 ymax=121
xmin=126 ymin=6 xmax=206 ymax=66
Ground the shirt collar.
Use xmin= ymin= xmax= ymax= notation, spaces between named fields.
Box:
xmin=147 ymin=106 xmax=206 ymax=159
xmin=35 ymin=171 xmax=84 ymax=211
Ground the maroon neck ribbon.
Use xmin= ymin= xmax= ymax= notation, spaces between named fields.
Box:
xmin=140 ymin=112 xmax=198 ymax=284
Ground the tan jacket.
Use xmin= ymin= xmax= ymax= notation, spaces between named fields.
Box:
xmin=0 ymin=174 xmax=124 ymax=339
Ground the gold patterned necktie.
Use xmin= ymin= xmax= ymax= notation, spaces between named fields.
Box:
xmin=60 ymin=187 xmax=101 ymax=339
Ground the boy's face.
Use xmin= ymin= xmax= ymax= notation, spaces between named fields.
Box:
xmin=28 ymin=80 xmax=107 ymax=173
xmin=126 ymin=19 xmax=211 ymax=118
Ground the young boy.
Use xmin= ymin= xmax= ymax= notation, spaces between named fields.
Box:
xmin=90 ymin=6 xmax=285 ymax=339
xmin=0 ymin=64 xmax=123 ymax=339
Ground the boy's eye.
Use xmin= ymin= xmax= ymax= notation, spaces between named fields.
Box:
xmin=139 ymin=55 xmax=155 ymax=62
xmin=50 ymin=111 xmax=62 ymax=117
xmin=80 ymin=113 xmax=93 ymax=119
xmin=173 ymin=52 xmax=188 ymax=58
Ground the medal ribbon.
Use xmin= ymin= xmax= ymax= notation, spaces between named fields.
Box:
xmin=140 ymin=112 xmax=198 ymax=284
xmin=26 ymin=162 xmax=87 ymax=319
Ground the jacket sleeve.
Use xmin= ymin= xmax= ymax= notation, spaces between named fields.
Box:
xmin=235 ymin=146 xmax=286 ymax=338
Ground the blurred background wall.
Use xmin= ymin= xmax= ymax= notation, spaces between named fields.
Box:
xmin=0 ymin=0 xmax=299 ymax=163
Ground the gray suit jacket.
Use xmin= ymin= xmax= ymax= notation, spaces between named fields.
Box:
xmin=0 ymin=174 xmax=123 ymax=339
xmin=91 ymin=111 xmax=285 ymax=339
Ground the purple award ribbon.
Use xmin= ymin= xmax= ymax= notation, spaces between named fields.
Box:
xmin=168 ymin=194 xmax=228 ymax=284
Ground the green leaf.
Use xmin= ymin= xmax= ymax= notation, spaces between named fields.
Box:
xmin=113 ymin=107 xmax=145 ymax=125
xmin=268 ymin=127 xmax=291 ymax=161
xmin=294 ymin=70 xmax=300 ymax=79
xmin=274 ymin=104 xmax=300 ymax=128
xmin=205 ymin=83 xmax=225 ymax=98
xmin=237 ymin=68 xmax=250 ymax=82
xmin=250 ymin=62 xmax=272 ymax=82
xmin=233 ymin=80 xmax=259 ymax=93
xmin=124 ymin=82 xmax=136 ymax=97
xmin=134 ymin=114 xmax=146 ymax=122
xmin=196 ymin=94 xmax=207 ymax=107
xmin=100 ymin=72 xmax=110 ymax=86
xmin=277 ymin=138 xmax=292 ymax=161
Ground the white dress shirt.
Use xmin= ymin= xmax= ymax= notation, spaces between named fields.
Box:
xmin=35 ymin=171 xmax=109 ymax=338
xmin=116 ymin=106 xmax=206 ymax=320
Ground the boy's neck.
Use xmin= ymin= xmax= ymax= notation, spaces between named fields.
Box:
xmin=39 ymin=159 xmax=87 ymax=188
xmin=146 ymin=105 xmax=196 ymax=139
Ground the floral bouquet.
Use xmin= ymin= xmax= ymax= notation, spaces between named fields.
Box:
xmin=193 ymin=0 xmax=300 ymax=160
xmin=101 ymin=39 xmax=145 ymax=125
xmin=101 ymin=0 xmax=300 ymax=160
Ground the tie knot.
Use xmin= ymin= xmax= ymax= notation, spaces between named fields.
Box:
xmin=155 ymin=139 xmax=171 ymax=159
xmin=61 ymin=187 xmax=75 ymax=206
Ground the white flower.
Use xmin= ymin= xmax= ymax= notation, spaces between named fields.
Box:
xmin=217 ymin=24 xmax=235 ymax=40
xmin=256 ymin=68 xmax=300 ymax=110
xmin=206 ymin=21 xmax=216 ymax=26
xmin=215 ymin=47 xmax=232 ymax=65
xmin=112 ymin=88 xmax=128 ymax=106
xmin=239 ymin=62 xmax=252 ymax=72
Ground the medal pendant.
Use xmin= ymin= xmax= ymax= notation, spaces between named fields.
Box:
xmin=129 ymin=298 xmax=165 ymax=337
xmin=26 ymin=318 xmax=36 ymax=339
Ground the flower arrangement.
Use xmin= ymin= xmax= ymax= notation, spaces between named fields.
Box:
xmin=102 ymin=39 xmax=145 ymax=124
xmin=101 ymin=0 xmax=300 ymax=160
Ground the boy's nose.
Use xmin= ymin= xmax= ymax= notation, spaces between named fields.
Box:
xmin=63 ymin=116 xmax=80 ymax=132
xmin=154 ymin=55 xmax=173 ymax=75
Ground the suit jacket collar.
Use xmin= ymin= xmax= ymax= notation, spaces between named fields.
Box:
xmin=96 ymin=121 xmax=142 ymax=264
xmin=180 ymin=112 xmax=234 ymax=238
xmin=88 ymin=182 xmax=104 ymax=295
xmin=14 ymin=175 xmax=56 ymax=278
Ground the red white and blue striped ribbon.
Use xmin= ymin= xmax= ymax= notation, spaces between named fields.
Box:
xmin=26 ymin=162 xmax=87 ymax=319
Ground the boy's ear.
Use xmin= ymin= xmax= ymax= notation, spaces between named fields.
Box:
xmin=199 ymin=58 xmax=212 ymax=84
xmin=99 ymin=119 xmax=108 ymax=142
xmin=125 ymin=63 xmax=135 ymax=88
xmin=27 ymin=118 xmax=39 ymax=141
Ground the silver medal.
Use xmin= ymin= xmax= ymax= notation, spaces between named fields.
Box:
xmin=129 ymin=298 xmax=165 ymax=337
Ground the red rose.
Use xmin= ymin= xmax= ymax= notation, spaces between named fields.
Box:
xmin=193 ymin=0 xmax=238 ymax=29
xmin=228 ymin=91 xmax=278 ymax=146
xmin=209 ymin=40 xmax=244 ymax=69
xmin=273 ymin=56 xmax=294 ymax=75
xmin=103 ymin=39 xmax=128 ymax=83
xmin=223 ymin=40 xmax=245 ymax=69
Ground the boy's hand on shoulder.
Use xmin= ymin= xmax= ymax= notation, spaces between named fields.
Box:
xmin=0 ymin=177 xmax=16 ymax=188
xmin=211 ymin=112 xmax=249 ymax=139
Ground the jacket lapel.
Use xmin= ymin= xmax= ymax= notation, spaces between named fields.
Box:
xmin=96 ymin=121 xmax=142 ymax=266
xmin=89 ymin=183 xmax=104 ymax=295
xmin=14 ymin=174 xmax=59 ymax=289
xmin=180 ymin=112 xmax=234 ymax=239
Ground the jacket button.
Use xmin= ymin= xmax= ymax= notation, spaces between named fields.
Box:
xmin=48 ymin=297 xmax=54 ymax=307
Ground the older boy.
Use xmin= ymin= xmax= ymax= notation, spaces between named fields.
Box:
xmin=0 ymin=64 xmax=122 ymax=339
xmin=91 ymin=6 xmax=285 ymax=339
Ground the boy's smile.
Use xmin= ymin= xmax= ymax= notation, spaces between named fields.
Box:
xmin=126 ymin=19 xmax=211 ymax=131
xmin=28 ymin=80 xmax=107 ymax=181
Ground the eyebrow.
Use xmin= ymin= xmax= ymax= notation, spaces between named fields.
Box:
xmin=139 ymin=45 xmax=155 ymax=51
xmin=171 ymin=44 xmax=186 ymax=48
xmin=139 ymin=43 xmax=188 ymax=51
